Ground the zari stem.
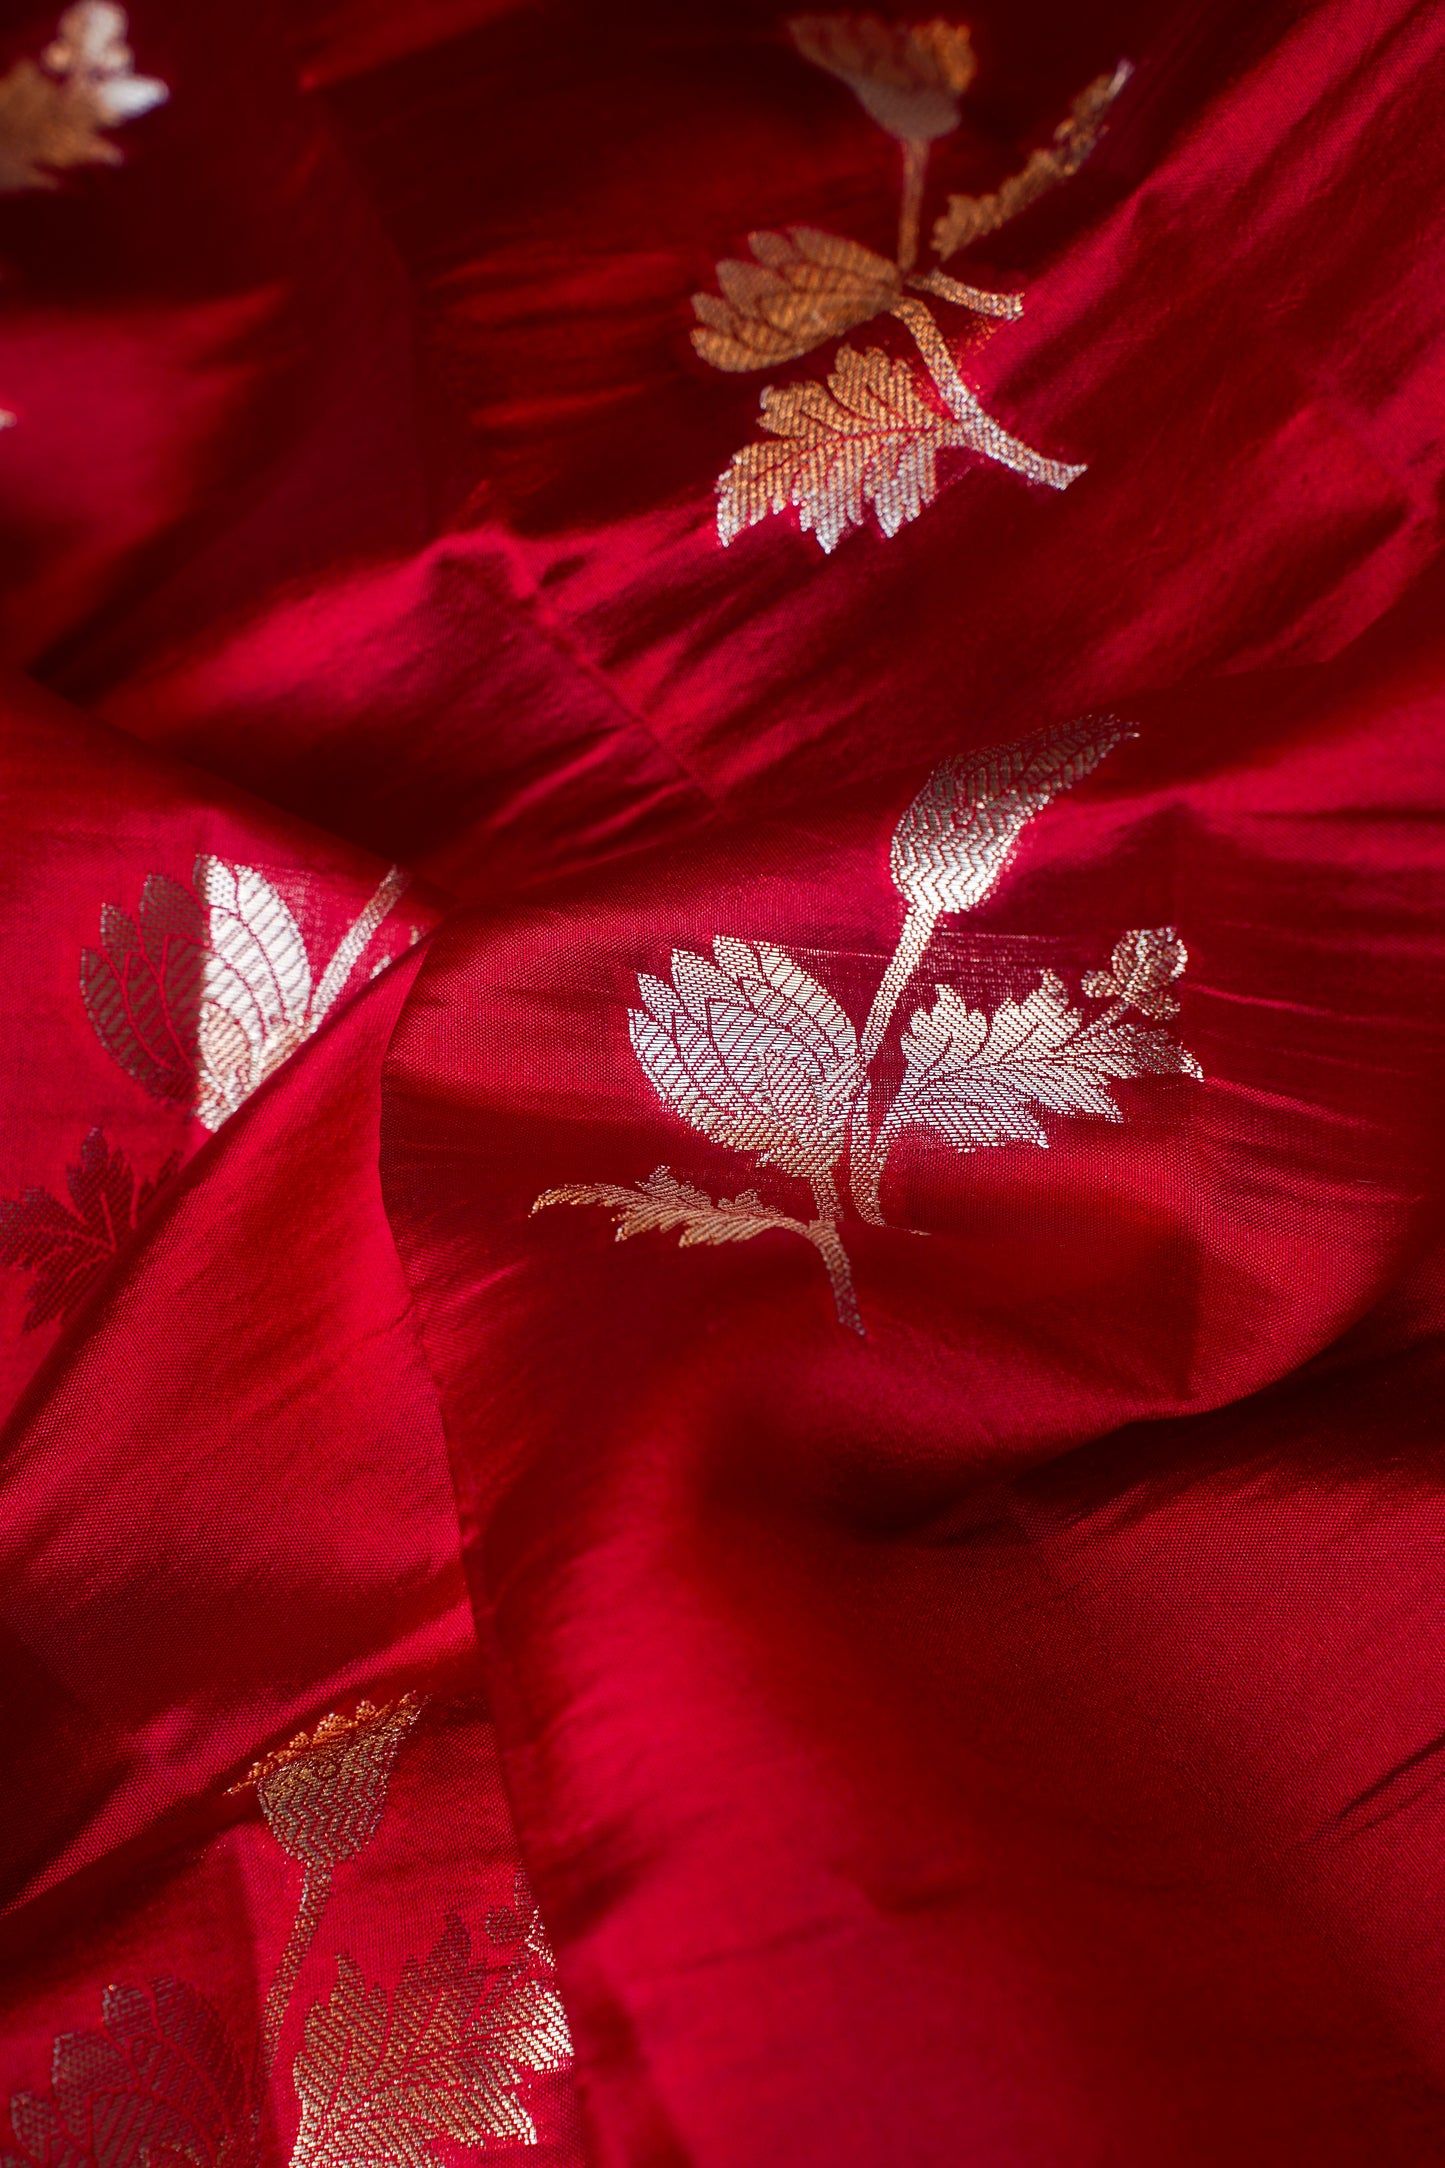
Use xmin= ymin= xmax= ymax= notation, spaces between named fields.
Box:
xmin=908 ymin=267 xmax=1023 ymax=320
xmin=848 ymin=900 xmax=937 ymax=1225
xmin=888 ymin=295 xmax=1087 ymax=491
xmin=848 ymin=1114 xmax=887 ymax=1229
xmin=257 ymin=1859 xmax=332 ymax=2089
xmin=861 ymin=899 xmax=935 ymax=1067
xmin=810 ymin=1167 xmax=844 ymax=1224
xmin=808 ymin=1220 xmax=864 ymax=1335
xmin=898 ymin=137 xmax=930 ymax=272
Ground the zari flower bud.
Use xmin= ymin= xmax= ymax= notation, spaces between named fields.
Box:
xmin=236 ymin=1694 xmax=424 ymax=1870
xmin=890 ymin=714 xmax=1133 ymax=920
xmin=788 ymin=14 xmax=976 ymax=141
xmin=43 ymin=3 xmax=168 ymax=124
xmin=1082 ymin=927 xmax=1188 ymax=1020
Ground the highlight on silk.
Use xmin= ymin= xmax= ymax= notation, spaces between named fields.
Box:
xmin=2 ymin=1 xmax=1442 ymax=2164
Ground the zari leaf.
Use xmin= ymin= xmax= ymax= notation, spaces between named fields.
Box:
xmin=693 ymin=226 xmax=902 ymax=372
xmin=486 ymin=1870 xmax=557 ymax=1966
xmin=717 ymin=343 xmax=960 ymax=551
xmin=3 ymin=1975 xmax=248 ymax=2168
xmin=533 ymin=1168 xmax=864 ymax=1333
xmin=0 ymin=1129 xmax=178 ymax=1330
xmin=289 ymin=1917 xmax=571 ymax=2168
xmin=932 ymin=61 xmax=1131 ymax=259
xmin=0 ymin=4 xmax=167 ymax=194
xmin=888 ymin=970 xmax=1200 ymax=1156
xmin=535 ymin=1166 xmax=819 ymax=1248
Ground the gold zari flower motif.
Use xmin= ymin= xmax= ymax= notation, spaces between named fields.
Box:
xmin=537 ymin=717 xmax=1202 ymax=1332
xmin=0 ymin=3 xmax=166 ymax=194
xmin=692 ymin=14 xmax=1131 ymax=549
xmin=234 ymin=1696 xmax=427 ymax=2072
xmin=3 ymin=1702 xmax=574 ymax=2168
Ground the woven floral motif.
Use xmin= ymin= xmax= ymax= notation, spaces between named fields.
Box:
xmin=82 ymin=858 xmax=408 ymax=1132
xmin=692 ymin=14 xmax=1130 ymax=548
xmin=538 ymin=717 xmax=1200 ymax=1331
xmin=1 ymin=1702 xmax=573 ymax=2168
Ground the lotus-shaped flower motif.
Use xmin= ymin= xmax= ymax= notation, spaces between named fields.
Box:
xmin=82 ymin=856 xmax=407 ymax=1132
xmin=630 ymin=939 xmax=858 ymax=1215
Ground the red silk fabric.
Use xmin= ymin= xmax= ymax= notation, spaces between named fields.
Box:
xmin=4 ymin=1 xmax=1445 ymax=2161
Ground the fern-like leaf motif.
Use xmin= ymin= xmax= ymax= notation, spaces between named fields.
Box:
xmin=718 ymin=345 xmax=962 ymax=553
xmin=536 ymin=1167 xmax=809 ymax=1247
xmin=689 ymin=13 xmax=1126 ymax=547
xmin=81 ymin=859 xmax=407 ymax=1133
xmin=694 ymin=228 xmax=906 ymax=373
xmin=535 ymin=1167 xmax=863 ymax=1333
xmin=290 ymin=1916 xmax=572 ymax=2168
xmin=898 ymin=972 xmax=1195 ymax=1140
xmin=932 ymin=61 xmax=1132 ymax=260
xmin=2 ymin=1976 xmax=249 ymax=2168
xmin=713 ymin=309 xmax=1082 ymax=551
xmin=693 ymin=226 xmax=1019 ymax=377
xmin=850 ymin=971 xmax=1200 ymax=1222
xmin=0 ymin=1128 xmax=178 ymax=1330
xmin=537 ymin=719 xmax=1201 ymax=1329
xmin=0 ymin=4 xmax=167 ymax=194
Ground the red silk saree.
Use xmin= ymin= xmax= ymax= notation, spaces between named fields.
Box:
xmin=4 ymin=1 xmax=1445 ymax=2160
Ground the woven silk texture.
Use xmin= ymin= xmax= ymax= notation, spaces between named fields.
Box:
xmin=2 ymin=2 xmax=1445 ymax=2163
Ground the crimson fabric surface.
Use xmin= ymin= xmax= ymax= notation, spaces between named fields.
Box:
xmin=3 ymin=1 xmax=1445 ymax=2163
